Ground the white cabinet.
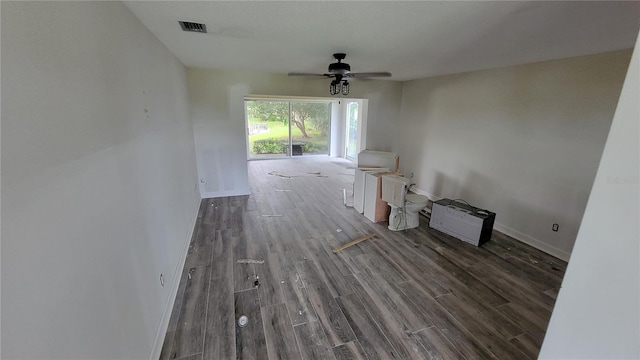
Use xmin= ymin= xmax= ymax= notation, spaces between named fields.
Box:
xmin=363 ymin=172 xmax=392 ymax=223
xmin=354 ymin=168 xmax=388 ymax=213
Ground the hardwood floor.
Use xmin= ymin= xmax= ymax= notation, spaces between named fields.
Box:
xmin=160 ymin=157 xmax=566 ymax=360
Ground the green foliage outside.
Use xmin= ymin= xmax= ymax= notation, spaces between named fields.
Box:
xmin=346 ymin=101 xmax=358 ymax=158
xmin=302 ymin=141 xmax=327 ymax=153
xmin=248 ymin=120 xmax=290 ymax=142
xmin=252 ymin=138 xmax=286 ymax=154
xmin=247 ymin=100 xmax=330 ymax=155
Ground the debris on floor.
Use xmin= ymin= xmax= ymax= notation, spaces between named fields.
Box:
xmin=268 ymin=171 xmax=298 ymax=178
xmin=268 ymin=171 xmax=328 ymax=178
xmin=237 ymin=259 xmax=265 ymax=264
xmin=336 ymin=228 xmax=343 ymax=233
xmin=253 ymin=280 xmax=260 ymax=288
xmin=342 ymin=188 xmax=354 ymax=208
xmin=237 ymin=315 xmax=249 ymax=328
xmin=333 ymin=234 xmax=376 ymax=253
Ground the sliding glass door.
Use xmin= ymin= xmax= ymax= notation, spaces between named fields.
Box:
xmin=345 ymin=101 xmax=359 ymax=160
xmin=290 ymin=101 xmax=330 ymax=157
xmin=245 ymin=99 xmax=331 ymax=160
xmin=246 ymin=100 xmax=290 ymax=159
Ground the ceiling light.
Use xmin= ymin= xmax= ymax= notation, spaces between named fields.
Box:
xmin=329 ymin=76 xmax=349 ymax=96
xmin=330 ymin=80 xmax=340 ymax=96
xmin=341 ymin=81 xmax=350 ymax=95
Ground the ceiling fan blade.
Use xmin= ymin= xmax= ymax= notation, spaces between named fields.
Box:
xmin=287 ymin=72 xmax=332 ymax=77
xmin=345 ymin=72 xmax=392 ymax=79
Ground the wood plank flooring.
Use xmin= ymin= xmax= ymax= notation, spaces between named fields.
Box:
xmin=160 ymin=157 xmax=566 ymax=360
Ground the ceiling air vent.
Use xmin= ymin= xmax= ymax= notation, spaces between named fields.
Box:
xmin=179 ymin=21 xmax=207 ymax=33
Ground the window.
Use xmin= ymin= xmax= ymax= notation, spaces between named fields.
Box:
xmin=245 ymin=99 xmax=331 ymax=160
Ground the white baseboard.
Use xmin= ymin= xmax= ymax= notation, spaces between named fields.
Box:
xmin=201 ymin=189 xmax=250 ymax=198
xmin=410 ymin=187 xmax=571 ymax=262
xmin=493 ymin=223 xmax=571 ymax=261
xmin=150 ymin=200 xmax=200 ymax=360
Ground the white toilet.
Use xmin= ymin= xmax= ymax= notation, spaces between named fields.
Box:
xmin=381 ymin=174 xmax=429 ymax=231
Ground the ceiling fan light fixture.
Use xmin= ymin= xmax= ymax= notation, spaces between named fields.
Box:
xmin=341 ymin=81 xmax=350 ymax=95
xmin=288 ymin=53 xmax=390 ymax=96
xmin=330 ymin=80 xmax=340 ymax=96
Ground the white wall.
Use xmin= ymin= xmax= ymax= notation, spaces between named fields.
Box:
xmin=540 ymin=31 xmax=639 ymax=360
xmin=397 ymin=51 xmax=631 ymax=260
xmin=186 ymin=68 xmax=403 ymax=198
xmin=1 ymin=2 xmax=199 ymax=359
xmin=330 ymin=100 xmax=344 ymax=158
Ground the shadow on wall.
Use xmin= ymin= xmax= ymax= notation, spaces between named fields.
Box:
xmin=431 ymin=169 xmax=501 ymax=210
xmin=431 ymin=169 xmax=572 ymax=257
xmin=429 ymin=2 xmax=586 ymax=75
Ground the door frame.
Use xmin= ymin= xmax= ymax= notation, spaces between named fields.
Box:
xmin=343 ymin=99 xmax=368 ymax=161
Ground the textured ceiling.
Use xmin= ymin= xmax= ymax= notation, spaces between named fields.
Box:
xmin=124 ymin=1 xmax=640 ymax=81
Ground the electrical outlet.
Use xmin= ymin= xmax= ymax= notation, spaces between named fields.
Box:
xmin=410 ymin=172 xmax=414 ymax=179
xmin=552 ymin=223 xmax=559 ymax=232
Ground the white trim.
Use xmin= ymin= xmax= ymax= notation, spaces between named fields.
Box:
xmin=330 ymin=100 xmax=343 ymax=157
xmin=244 ymin=101 xmax=251 ymax=161
xmin=244 ymin=94 xmax=334 ymax=101
xmin=411 ymin=186 xmax=571 ymax=261
xmin=358 ymin=99 xmax=368 ymax=154
xmin=201 ymin=189 xmax=251 ymax=199
xmin=149 ymin=200 xmax=200 ymax=360
xmin=493 ymin=223 xmax=571 ymax=261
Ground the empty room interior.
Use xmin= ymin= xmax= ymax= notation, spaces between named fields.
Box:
xmin=2 ymin=1 xmax=639 ymax=360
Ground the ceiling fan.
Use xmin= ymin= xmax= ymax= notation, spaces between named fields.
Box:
xmin=288 ymin=53 xmax=391 ymax=96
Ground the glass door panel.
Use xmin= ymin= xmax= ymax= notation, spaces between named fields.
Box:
xmin=290 ymin=101 xmax=331 ymax=156
xmin=246 ymin=99 xmax=331 ymax=159
xmin=246 ymin=100 xmax=290 ymax=159
xmin=345 ymin=101 xmax=358 ymax=160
